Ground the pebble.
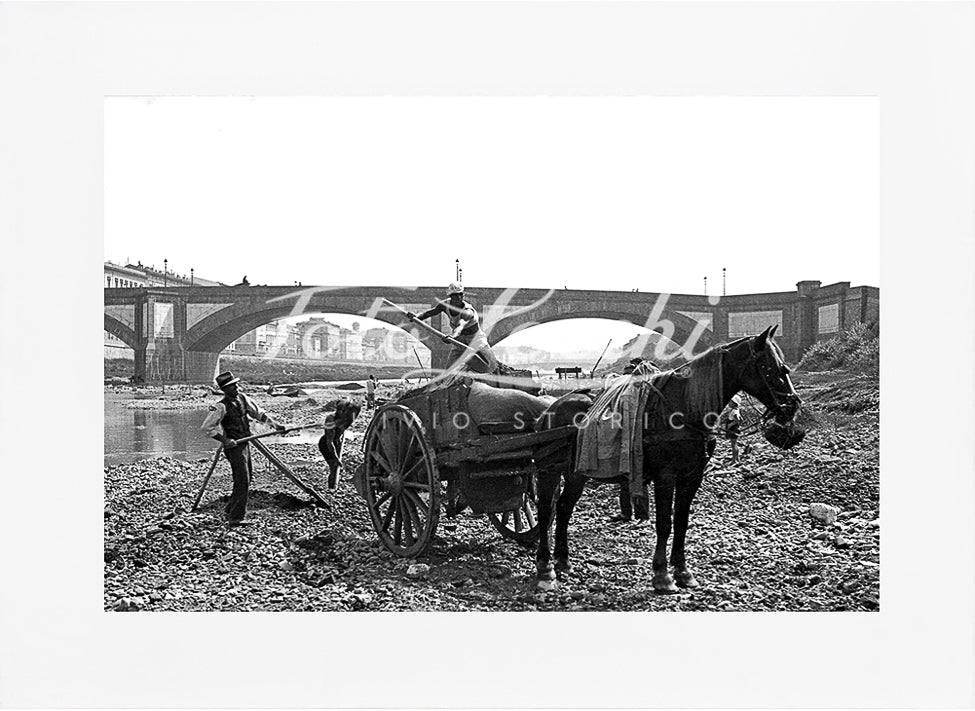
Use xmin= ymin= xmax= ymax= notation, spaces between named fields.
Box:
xmin=279 ymin=561 xmax=295 ymax=572
xmin=114 ymin=596 xmax=146 ymax=612
xmin=809 ymin=503 xmax=839 ymax=525
xmin=406 ymin=563 xmax=430 ymax=579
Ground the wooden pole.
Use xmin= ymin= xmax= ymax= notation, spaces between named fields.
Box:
xmin=589 ymin=338 xmax=613 ymax=378
xmin=251 ymin=439 xmax=328 ymax=506
xmin=412 ymin=347 xmax=426 ymax=379
xmin=191 ymin=444 xmax=223 ymax=511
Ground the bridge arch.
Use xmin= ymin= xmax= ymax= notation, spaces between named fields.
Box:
xmin=186 ymin=298 xmax=418 ymax=354
xmin=104 ymin=314 xmax=139 ymax=350
xmin=488 ymin=307 xmax=713 ymax=356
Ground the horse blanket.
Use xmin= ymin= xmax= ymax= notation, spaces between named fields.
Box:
xmin=574 ymin=363 xmax=676 ymax=488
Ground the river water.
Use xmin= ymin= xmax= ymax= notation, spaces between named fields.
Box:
xmin=103 ymin=392 xmax=322 ymax=466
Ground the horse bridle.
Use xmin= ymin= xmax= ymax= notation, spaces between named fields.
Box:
xmin=735 ymin=340 xmax=801 ymax=424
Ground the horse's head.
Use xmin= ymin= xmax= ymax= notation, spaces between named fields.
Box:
xmin=732 ymin=325 xmax=801 ymax=425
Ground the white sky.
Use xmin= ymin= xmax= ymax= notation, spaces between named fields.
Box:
xmin=105 ymin=96 xmax=878 ymax=351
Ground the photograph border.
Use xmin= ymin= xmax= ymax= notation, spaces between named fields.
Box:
xmin=1 ymin=2 xmax=973 ymax=708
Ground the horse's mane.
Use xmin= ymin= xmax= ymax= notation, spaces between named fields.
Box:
xmin=669 ymin=344 xmax=728 ymax=426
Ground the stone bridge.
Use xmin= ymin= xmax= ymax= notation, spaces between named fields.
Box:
xmin=104 ymin=281 xmax=878 ymax=383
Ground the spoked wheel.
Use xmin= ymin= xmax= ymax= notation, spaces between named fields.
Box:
xmin=363 ymin=405 xmax=440 ymax=557
xmin=489 ymin=472 xmax=540 ymax=547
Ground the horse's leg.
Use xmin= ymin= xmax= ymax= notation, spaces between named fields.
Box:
xmin=671 ymin=466 xmax=704 ymax=588
xmin=534 ymin=468 xmax=560 ymax=590
xmin=651 ymin=471 xmax=679 ymax=593
xmin=553 ymin=472 xmax=586 ymax=576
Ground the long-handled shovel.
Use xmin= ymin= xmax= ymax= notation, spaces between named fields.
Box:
xmin=190 ymin=424 xmax=324 ymax=511
xmin=382 ymin=297 xmax=491 ymax=370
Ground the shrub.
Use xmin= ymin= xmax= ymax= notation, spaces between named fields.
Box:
xmin=798 ymin=321 xmax=879 ymax=374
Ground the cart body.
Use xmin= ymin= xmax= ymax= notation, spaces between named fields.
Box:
xmin=356 ymin=375 xmax=575 ymax=556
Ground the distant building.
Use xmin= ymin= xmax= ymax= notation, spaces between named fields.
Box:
xmin=123 ymin=261 xmax=223 ymax=287
xmin=104 ymin=261 xmax=148 ymax=289
xmin=343 ymin=322 xmax=363 ymax=361
xmin=494 ymin=345 xmax=553 ymax=366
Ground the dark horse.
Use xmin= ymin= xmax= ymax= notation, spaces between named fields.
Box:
xmin=531 ymin=326 xmax=802 ymax=593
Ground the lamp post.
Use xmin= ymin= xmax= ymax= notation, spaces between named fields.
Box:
xmin=163 ymin=258 xmax=168 ymax=287
xmin=190 ymin=268 xmax=194 ymax=286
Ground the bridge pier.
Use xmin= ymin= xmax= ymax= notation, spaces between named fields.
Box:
xmin=136 ymin=340 xmax=220 ymax=384
xmin=418 ymin=332 xmax=452 ymax=372
xmin=129 ymin=292 xmax=222 ymax=384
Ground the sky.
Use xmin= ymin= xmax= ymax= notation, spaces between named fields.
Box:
xmin=105 ymin=96 xmax=878 ymax=351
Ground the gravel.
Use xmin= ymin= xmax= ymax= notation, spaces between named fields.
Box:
xmin=104 ymin=372 xmax=879 ymax=612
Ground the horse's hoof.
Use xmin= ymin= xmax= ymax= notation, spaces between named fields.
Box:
xmin=554 ymin=559 xmax=572 ymax=575
xmin=674 ymin=570 xmax=699 ymax=588
xmin=536 ymin=577 xmax=558 ymax=592
xmin=652 ymin=574 xmax=680 ymax=594
xmin=536 ymin=563 xmax=556 ymax=582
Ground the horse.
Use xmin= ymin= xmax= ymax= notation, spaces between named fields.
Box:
xmin=531 ymin=325 xmax=802 ymax=593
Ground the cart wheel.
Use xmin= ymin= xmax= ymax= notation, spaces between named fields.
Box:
xmin=363 ymin=404 xmax=440 ymax=557
xmin=489 ymin=473 xmax=540 ymax=547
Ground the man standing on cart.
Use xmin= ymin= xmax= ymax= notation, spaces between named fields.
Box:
xmin=408 ymin=282 xmax=498 ymax=374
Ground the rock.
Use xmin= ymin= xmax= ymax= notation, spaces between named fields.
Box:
xmin=279 ymin=561 xmax=295 ymax=572
xmin=114 ymin=596 xmax=146 ymax=612
xmin=809 ymin=503 xmax=839 ymax=525
xmin=840 ymin=579 xmax=861 ymax=595
xmin=793 ymin=561 xmax=822 ymax=574
xmin=406 ymin=563 xmax=430 ymax=579
xmin=834 ymin=535 xmax=851 ymax=549
xmin=351 ymin=592 xmax=373 ymax=609
xmin=861 ymin=595 xmax=880 ymax=609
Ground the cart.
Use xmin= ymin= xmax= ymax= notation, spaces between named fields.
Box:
xmin=353 ymin=376 xmax=576 ymax=557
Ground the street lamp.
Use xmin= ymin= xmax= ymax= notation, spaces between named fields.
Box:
xmin=190 ymin=268 xmax=194 ymax=286
xmin=163 ymin=258 xmax=168 ymax=287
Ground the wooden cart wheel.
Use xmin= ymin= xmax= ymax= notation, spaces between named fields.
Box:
xmin=363 ymin=404 xmax=440 ymax=557
xmin=489 ymin=472 xmax=540 ymax=547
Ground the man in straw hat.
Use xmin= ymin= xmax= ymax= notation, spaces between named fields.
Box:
xmin=407 ymin=281 xmax=498 ymax=373
xmin=201 ymin=371 xmax=286 ymax=526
